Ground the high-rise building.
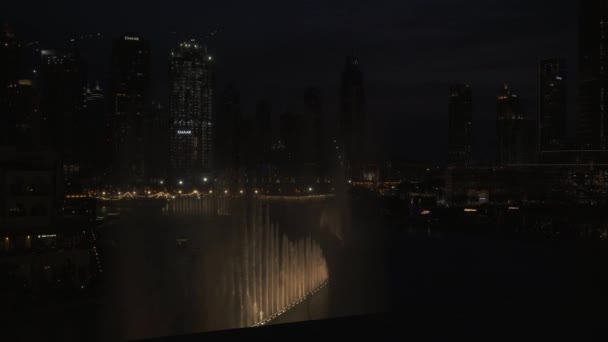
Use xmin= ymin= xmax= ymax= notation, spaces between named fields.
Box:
xmin=39 ymin=49 xmax=83 ymax=175
xmin=254 ymin=100 xmax=273 ymax=165
xmin=80 ymin=83 xmax=108 ymax=181
xmin=144 ymin=101 xmax=169 ymax=183
xmin=169 ymin=39 xmax=215 ymax=184
xmin=216 ymin=85 xmax=242 ymax=184
xmin=339 ymin=54 xmax=367 ymax=180
xmin=303 ymin=87 xmax=325 ymax=178
xmin=0 ymin=24 xmax=21 ymax=146
xmin=497 ymin=83 xmax=537 ymax=165
xmin=578 ymin=0 xmax=608 ymax=149
xmin=280 ymin=111 xmax=303 ymax=181
xmin=448 ymin=84 xmax=473 ymax=165
xmin=110 ymin=34 xmax=150 ymax=184
xmin=539 ymin=59 xmax=566 ymax=151
xmin=9 ymin=79 xmax=40 ymax=149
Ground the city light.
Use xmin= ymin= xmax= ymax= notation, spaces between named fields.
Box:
xmin=178 ymin=190 xmax=182 ymax=194
xmin=240 ymin=190 xmax=244 ymax=194
xmin=203 ymin=177 xmax=208 ymax=182
xmin=308 ymin=187 xmax=313 ymax=192
xmin=179 ymin=180 xmax=183 ymax=185
xmin=464 ymin=208 xmax=478 ymax=213
xmin=160 ymin=180 xmax=164 ymax=185
xmin=224 ymin=190 xmax=228 ymax=194
xmin=254 ymin=190 xmax=259 ymax=194
xmin=209 ymin=190 xmax=213 ymax=194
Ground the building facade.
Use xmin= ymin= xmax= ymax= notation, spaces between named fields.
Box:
xmin=169 ymin=39 xmax=215 ymax=185
xmin=109 ymin=34 xmax=150 ymax=185
xmin=539 ymin=58 xmax=566 ymax=151
xmin=448 ymin=84 xmax=473 ymax=165
xmin=339 ymin=54 xmax=368 ymax=181
xmin=39 ymin=49 xmax=83 ymax=176
xmin=496 ymin=83 xmax=537 ymax=165
xmin=578 ymin=0 xmax=608 ymax=149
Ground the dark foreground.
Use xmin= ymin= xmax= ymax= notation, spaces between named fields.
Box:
xmin=4 ymin=195 xmax=608 ymax=340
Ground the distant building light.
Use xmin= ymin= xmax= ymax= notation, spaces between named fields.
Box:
xmin=464 ymin=208 xmax=478 ymax=213
xmin=508 ymin=206 xmax=520 ymax=211
xmin=209 ymin=190 xmax=213 ymax=194
xmin=179 ymin=180 xmax=183 ymax=185
xmin=208 ymin=56 xmax=213 ymax=61
xmin=203 ymin=177 xmax=208 ymax=182
xmin=37 ymin=234 xmax=57 ymax=239
xmin=224 ymin=190 xmax=228 ymax=194
xmin=160 ymin=180 xmax=164 ymax=185
xmin=254 ymin=190 xmax=259 ymax=194
xmin=239 ymin=190 xmax=244 ymax=194
xmin=420 ymin=210 xmax=431 ymax=216
xmin=178 ymin=190 xmax=182 ymax=194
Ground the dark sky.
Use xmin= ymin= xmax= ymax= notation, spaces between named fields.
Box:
xmin=2 ymin=0 xmax=579 ymax=164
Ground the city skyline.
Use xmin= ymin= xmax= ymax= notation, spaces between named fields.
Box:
xmin=4 ymin=2 xmax=608 ymax=341
xmin=1 ymin=0 xmax=579 ymax=163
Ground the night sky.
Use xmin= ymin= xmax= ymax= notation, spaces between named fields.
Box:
xmin=2 ymin=0 xmax=578 ymax=163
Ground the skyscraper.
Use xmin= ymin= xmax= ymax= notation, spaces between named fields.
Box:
xmin=80 ymin=83 xmax=108 ymax=181
xmin=339 ymin=54 xmax=367 ymax=180
xmin=8 ymin=79 xmax=39 ymax=149
xmin=448 ymin=84 xmax=473 ymax=165
xmin=144 ymin=101 xmax=169 ymax=183
xmin=578 ymin=0 xmax=608 ymax=149
xmin=0 ymin=24 xmax=20 ymax=146
xmin=497 ymin=83 xmax=537 ymax=165
xmin=39 ymin=49 xmax=83 ymax=173
xmin=216 ymin=85 xmax=242 ymax=185
xmin=249 ymin=99 xmax=273 ymax=185
xmin=110 ymin=34 xmax=150 ymax=184
xmin=169 ymin=39 xmax=214 ymax=184
xmin=303 ymin=87 xmax=325 ymax=178
xmin=539 ymin=59 xmax=566 ymax=151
